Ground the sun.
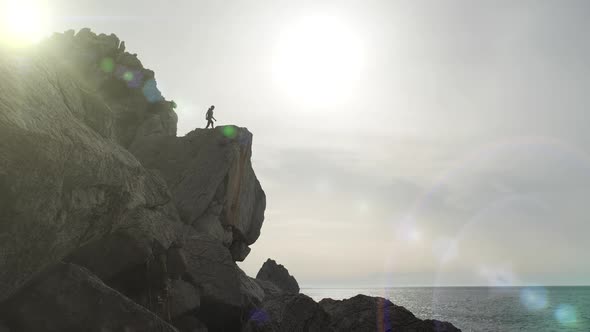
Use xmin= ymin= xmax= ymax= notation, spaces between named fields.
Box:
xmin=272 ymin=14 xmax=364 ymax=108
xmin=0 ymin=0 xmax=51 ymax=47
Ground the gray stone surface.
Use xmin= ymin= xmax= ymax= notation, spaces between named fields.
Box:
xmin=239 ymin=268 xmax=266 ymax=308
xmin=254 ymin=279 xmax=283 ymax=298
xmin=243 ymin=293 xmax=333 ymax=332
xmin=319 ymin=295 xmax=461 ymax=332
xmin=41 ymin=28 xmax=177 ymax=147
xmin=180 ymin=232 xmax=243 ymax=330
xmin=0 ymin=263 xmax=177 ymax=332
xmin=172 ymin=315 xmax=208 ymax=332
xmin=131 ymin=127 xmax=266 ymax=261
xmin=168 ymin=279 xmax=201 ymax=319
xmin=256 ymin=259 xmax=300 ymax=294
xmin=0 ymin=48 xmax=181 ymax=301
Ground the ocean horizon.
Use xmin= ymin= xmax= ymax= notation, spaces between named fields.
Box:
xmin=302 ymin=286 xmax=590 ymax=331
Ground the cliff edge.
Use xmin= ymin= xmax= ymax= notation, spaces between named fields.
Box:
xmin=0 ymin=29 xmax=459 ymax=332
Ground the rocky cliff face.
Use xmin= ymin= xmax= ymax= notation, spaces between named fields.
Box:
xmin=0 ymin=28 xmax=267 ymax=331
xmin=0 ymin=29 xmax=459 ymax=332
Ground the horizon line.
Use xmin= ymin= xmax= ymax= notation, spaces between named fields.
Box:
xmin=300 ymin=284 xmax=590 ymax=289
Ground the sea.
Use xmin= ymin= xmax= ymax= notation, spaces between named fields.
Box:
xmin=302 ymin=287 xmax=590 ymax=332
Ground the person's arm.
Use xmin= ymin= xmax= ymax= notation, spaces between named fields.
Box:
xmin=212 ymin=116 xmax=217 ymax=121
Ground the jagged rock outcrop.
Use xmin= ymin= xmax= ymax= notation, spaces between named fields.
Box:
xmin=319 ymin=295 xmax=461 ymax=332
xmin=0 ymin=28 xmax=460 ymax=332
xmin=0 ymin=46 xmax=181 ymax=301
xmin=41 ymin=28 xmax=178 ymax=147
xmin=256 ymin=259 xmax=300 ymax=293
xmin=0 ymin=263 xmax=177 ymax=332
xmin=0 ymin=28 xmax=267 ymax=332
xmin=243 ymin=293 xmax=334 ymax=332
xmin=130 ymin=127 xmax=266 ymax=261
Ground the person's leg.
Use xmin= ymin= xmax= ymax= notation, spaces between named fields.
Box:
xmin=206 ymin=120 xmax=211 ymax=129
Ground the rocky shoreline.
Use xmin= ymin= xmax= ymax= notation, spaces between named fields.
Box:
xmin=0 ymin=29 xmax=460 ymax=331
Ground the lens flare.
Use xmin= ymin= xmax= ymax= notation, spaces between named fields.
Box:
xmin=554 ymin=304 xmax=577 ymax=327
xmin=376 ymin=298 xmax=392 ymax=332
xmin=100 ymin=58 xmax=115 ymax=73
xmin=123 ymin=71 xmax=134 ymax=82
xmin=222 ymin=125 xmax=238 ymax=139
xmin=247 ymin=309 xmax=269 ymax=327
xmin=520 ymin=287 xmax=548 ymax=311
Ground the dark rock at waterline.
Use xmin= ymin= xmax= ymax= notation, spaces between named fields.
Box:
xmin=256 ymin=258 xmax=300 ymax=294
xmin=319 ymin=294 xmax=461 ymax=332
xmin=243 ymin=293 xmax=334 ymax=332
xmin=0 ymin=263 xmax=177 ymax=332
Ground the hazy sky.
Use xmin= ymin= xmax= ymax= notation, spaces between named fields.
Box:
xmin=38 ymin=0 xmax=590 ymax=286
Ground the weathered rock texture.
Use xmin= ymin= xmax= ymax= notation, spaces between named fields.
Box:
xmin=0 ymin=28 xmax=266 ymax=332
xmin=41 ymin=28 xmax=178 ymax=147
xmin=243 ymin=293 xmax=333 ymax=332
xmin=0 ymin=43 xmax=181 ymax=301
xmin=256 ymin=258 xmax=300 ymax=293
xmin=131 ymin=127 xmax=266 ymax=261
xmin=319 ymin=295 xmax=461 ymax=332
xmin=0 ymin=28 xmax=460 ymax=332
xmin=0 ymin=263 xmax=177 ymax=332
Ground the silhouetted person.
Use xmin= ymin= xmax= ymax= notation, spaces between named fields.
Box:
xmin=205 ymin=105 xmax=216 ymax=129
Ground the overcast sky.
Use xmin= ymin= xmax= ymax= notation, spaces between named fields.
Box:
xmin=47 ymin=0 xmax=590 ymax=287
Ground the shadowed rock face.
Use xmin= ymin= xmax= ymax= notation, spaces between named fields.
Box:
xmin=256 ymin=259 xmax=300 ymax=294
xmin=0 ymin=46 xmax=181 ymax=301
xmin=243 ymin=293 xmax=334 ymax=332
xmin=0 ymin=263 xmax=177 ymax=332
xmin=319 ymin=295 xmax=461 ymax=332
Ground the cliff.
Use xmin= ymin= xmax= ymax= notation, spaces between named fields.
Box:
xmin=0 ymin=29 xmax=459 ymax=332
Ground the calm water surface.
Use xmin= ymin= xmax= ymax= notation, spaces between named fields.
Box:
xmin=303 ymin=287 xmax=590 ymax=331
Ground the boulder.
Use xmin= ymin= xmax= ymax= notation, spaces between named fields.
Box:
xmin=243 ymin=293 xmax=333 ymax=332
xmin=319 ymin=295 xmax=461 ymax=332
xmin=256 ymin=259 xmax=299 ymax=294
xmin=168 ymin=279 xmax=201 ymax=319
xmin=130 ymin=127 xmax=266 ymax=261
xmin=0 ymin=263 xmax=177 ymax=332
xmin=181 ymin=232 xmax=242 ymax=331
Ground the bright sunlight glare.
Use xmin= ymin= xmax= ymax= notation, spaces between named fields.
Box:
xmin=0 ymin=0 xmax=51 ymax=47
xmin=272 ymin=14 xmax=365 ymax=108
